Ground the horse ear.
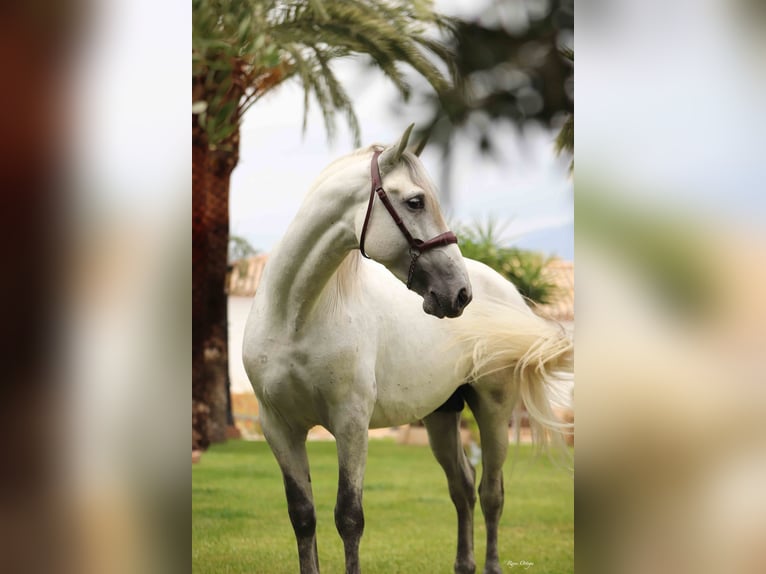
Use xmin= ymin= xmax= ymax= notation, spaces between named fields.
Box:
xmin=410 ymin=129 xmax=430 ymax=157
xmin=379 ymin=123 xmax=415 ymax=169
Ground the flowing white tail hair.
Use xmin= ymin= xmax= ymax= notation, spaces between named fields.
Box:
xmin=452 ymin=299 xmax=574 ymax=451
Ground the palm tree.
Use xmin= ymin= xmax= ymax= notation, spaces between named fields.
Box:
xmin=192 ymin=0 xmax=454 ymax=449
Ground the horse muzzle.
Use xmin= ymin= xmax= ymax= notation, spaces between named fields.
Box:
xmin=422 ymin=283 xmax=472 ymax=318
xmin=407 ymin=245 xmax=473 ymax=318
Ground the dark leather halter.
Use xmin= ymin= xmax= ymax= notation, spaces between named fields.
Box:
xmin=359 ymin=149 xmax=458 ymax=288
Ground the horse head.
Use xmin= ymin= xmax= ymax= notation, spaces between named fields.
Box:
xmin=355 ymin=124 xmax=472 ymax=318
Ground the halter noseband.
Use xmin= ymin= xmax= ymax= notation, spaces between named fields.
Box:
xmin=359 ymin=149 xmax=458 ymax=288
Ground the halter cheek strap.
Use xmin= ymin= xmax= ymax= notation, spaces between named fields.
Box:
xmin=359 ymin=149 xmax=458 ymax=288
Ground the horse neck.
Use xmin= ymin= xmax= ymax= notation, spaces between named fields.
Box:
xmin=261 ymin=163 xmax=366 ymax=331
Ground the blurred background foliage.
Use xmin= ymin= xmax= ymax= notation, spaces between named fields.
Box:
xmin=228 ymin=235 xmax=258 ymax=276
xmin=228 ymin=234 xmax=257 ymax=263
xmin=398 ymin=0 xmax=574 ymax=198
xmin=576 ymin=187 xmax=718 ymax=320
xmin=457 ymin=219 xmax=559 ymax=305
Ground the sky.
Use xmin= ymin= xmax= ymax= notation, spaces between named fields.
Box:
xmin=229 ymin=4 xmax=574 ymax=261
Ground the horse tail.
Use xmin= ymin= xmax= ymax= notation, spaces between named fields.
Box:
xmin=452 ymin=298 xmax=574 ymax=451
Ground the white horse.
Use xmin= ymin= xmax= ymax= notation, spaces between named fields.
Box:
xmin=243 ymin=125 xmax=572 ymax=574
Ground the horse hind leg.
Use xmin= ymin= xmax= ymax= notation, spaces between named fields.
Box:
xmin=464 ymin=385 xmax=515 ymax=574
xmin=424 ymin=409 xmax=477 ymax=574
xmin=260 ymin=408 xmax=320 ymax=574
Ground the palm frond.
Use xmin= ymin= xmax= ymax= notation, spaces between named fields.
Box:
xmin=314 ymin=47 xmax=362 ymax=145
xmin=282 ymin=45 xmax=315 ymax=135
xmin=555 ymin=113 xmax=573 ymax=173
xmin=193 ymin=0 xmax=454 ymax=146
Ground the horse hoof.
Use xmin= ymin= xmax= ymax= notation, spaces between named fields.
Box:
xmin=454 ymin=559 xmax=476 ymax=574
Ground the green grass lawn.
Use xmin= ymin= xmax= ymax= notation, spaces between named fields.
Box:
xmin=193 ymin=439 xmax=573 ymax=573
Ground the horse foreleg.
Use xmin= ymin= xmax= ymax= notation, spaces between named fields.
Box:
xmin=465 ymin=388 xmax=513 ymax=574
xmin=424 ymin=410 xmax=477 ymax=574
xmin=261 ymin=409 xmax=319 ymax=574
xmin=333 ymin=420 xmax=369 ymax=574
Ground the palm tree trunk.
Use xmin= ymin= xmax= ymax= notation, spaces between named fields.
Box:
xmin=192 ymin=72 xmax=246 ymax=449
xmin=202 ymin=131 xmax=240 ymax=444
xmin=191 ymin=64 xmax=289 ymax=449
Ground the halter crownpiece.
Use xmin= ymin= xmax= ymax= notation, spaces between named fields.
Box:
xmin=359 ymin=149 xmax=458 ymax=288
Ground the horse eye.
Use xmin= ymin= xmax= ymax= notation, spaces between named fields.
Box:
xmin=406 ymin=196 xmax=425 ymax=210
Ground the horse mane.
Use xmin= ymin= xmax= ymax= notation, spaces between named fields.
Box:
xmin=307 ymin=144 xmax=438 ymax=198
xmin=306 ymin=144 xmax=381 ymax=196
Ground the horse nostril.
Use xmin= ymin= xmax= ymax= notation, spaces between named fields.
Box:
xmin=456 ymin=287 xmax=470 ymax=309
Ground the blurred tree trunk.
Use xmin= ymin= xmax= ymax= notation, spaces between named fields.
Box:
xmin=0 ymin=8 xmax=74 ymax=571
xmin=192 ymin=79 xmax=211 ymax=450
